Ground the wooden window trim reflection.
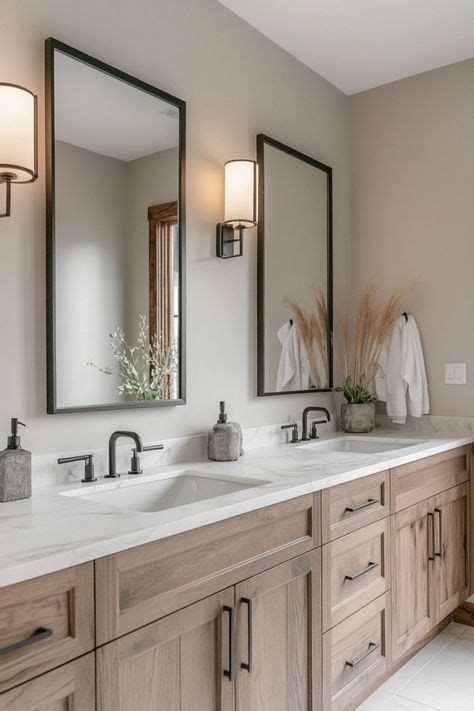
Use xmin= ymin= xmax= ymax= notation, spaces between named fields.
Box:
xmin=148 ymin=201 xmax=178 ymax=399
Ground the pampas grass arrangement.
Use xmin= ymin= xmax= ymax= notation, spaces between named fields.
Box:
xmin=335 ymin=281 xmax=418 ymax=403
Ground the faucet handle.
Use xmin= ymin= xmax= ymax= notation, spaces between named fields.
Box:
xmin=281 ymin=423 xmax=300 ymax=444
xmin=58 ymin=454 xmax=97 ymax=483
xmin=129 ymin=443 xmax=164 ymax=475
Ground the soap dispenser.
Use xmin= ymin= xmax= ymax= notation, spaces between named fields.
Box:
xmin=208 ymin=402 xmax=243 ymax=462
xmin=0 ymin=418 xmax=32 ymax=502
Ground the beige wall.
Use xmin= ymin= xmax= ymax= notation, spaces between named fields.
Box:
xmin=350 ymin=59 xmax=474 ymax=417
xmin=0 ymin=0 xmax=350 ymax=455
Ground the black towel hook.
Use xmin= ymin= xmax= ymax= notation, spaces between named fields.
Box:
xmin=402 ymin=312 xmax=408 ymax=322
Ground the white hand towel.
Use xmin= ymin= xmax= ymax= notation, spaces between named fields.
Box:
xmin=402 ymin=316 xmax=430 ymax=418
xmin=276 ymin=322 xmax=310 ymax=391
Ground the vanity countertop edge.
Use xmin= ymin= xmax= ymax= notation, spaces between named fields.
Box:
xmin=0 ymin=431 xmax=470 ymax=589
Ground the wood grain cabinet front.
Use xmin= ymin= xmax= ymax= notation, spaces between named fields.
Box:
xmin=323 ymin=592 xmax=392 ymax=711
xmin=321 ymin=471 xmax=390 ymax=543
xmin=322 ymin=518 xmax=391 ymax=631
xmin=95 ymin=494 xmax=320 ymax=644
xmin=0 ymin=563 xmax=94 ymax=692
xmin=0 ymin=652 xmax=95 ymax=711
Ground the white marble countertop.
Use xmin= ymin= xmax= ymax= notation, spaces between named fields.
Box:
xmin=0 ymin=430 xmax=470 ymax=588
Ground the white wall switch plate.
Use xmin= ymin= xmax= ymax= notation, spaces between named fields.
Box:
xmin=445 ymin=363 xmax=467 ymax=385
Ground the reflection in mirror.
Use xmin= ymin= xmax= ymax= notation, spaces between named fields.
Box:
xmin=46 ymin=39 xmax=185 ymax=412
xmin=257 ymin=134 xmax=332 ymax=396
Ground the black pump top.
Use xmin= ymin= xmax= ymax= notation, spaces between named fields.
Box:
xmin=7 ymin=418 xmax=26 ymax=450
xmin=217 ymin=401 xmax=227 ymax=424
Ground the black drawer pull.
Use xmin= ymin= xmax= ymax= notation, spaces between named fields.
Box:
xmin=0 ymin=627 xmax=53 ymax=657
xmin=240 ymin=597 xmax=253 ymax=673
xmin=344 ymin=498 xmax=379 ymax=514
xmin=345 ymin=641 xmax=380 ymax=669
xmin=223 ymin=606 xmax=235 ymax=681
xmin=434 ymin=507 xmax=443 ymax=558
xmin=428 ymin=511 xmax=436 ymax=560
xmin=344 ymin=561 xmax=379 ymax=581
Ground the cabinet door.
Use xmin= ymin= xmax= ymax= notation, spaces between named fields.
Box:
xmin=235 ymin=550 xmax=321 ymax=711
xmin=0 ymin=652 xmax=95 ymax=711
xmin=434 ymin=483 xmax=470 ymax=622
xmin=97 ymin=588 xmax=234 ymax=711
xmin=391 ymin=497 xmax=436 ymax=661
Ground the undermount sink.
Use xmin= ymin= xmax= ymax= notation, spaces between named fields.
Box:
xmin=61 ymin=470 xmax=266 ymax=513
xmin=296 ymin=436 xmax=424 ymax=454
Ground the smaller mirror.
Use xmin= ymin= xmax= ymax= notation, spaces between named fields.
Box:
xmin=257 ymin=134 xmax=333 ymax=396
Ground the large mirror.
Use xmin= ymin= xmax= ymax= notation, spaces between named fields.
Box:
xmin=257 ymin=134 xmax=332 ymax=396
xmin=45 ymin=39 xmax=185 ymax=413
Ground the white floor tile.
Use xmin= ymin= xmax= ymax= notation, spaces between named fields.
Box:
xmin=400 ymin=636 xmax=474 ymax=710
xmin=409 ymin=624 xmax=461 ymax=666
xmin=384 ymin=697 xmax=438 ymax=710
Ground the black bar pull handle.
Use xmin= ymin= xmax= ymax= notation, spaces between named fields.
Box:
xmin=223 ymin=606 xmax=235 ymax=681
xmin=240 ymin=597 xmax=253 ymax=673
xmin=434 ymin=507 xmax=443 ymax=558
xmin=344 ymin=561 xmax=379 ymax=582
xmin=344 ymin=498 xmax=379 ymax=514
xmin=428 ymin=511 xmax=436 ymax=560
xmin=345 ymin=641 xmax=379 ymax=669
xmin=0 ymin=627 xmax=53 ymax=657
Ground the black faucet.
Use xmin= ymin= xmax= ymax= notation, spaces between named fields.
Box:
xmin=301 ymin=407 xmax=332 ymax=441
xmin=106 ymin=431 xmax=143 ymax=478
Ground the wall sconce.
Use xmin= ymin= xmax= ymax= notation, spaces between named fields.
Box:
xmin=216 ymin=159 xmax=257 ymax=258
xmin=0 ymin=83 xmax=38 ymax=218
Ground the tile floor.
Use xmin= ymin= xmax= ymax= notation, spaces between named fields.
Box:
xmin=357 ymin=622 xmax=474 ymax=710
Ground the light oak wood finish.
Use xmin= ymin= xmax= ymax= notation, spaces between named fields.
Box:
xmin=95 ymin=494 xmax=320 ymax=644
xmin=391 ymin=496 xmax=436 ymax=661
xmin=0 ymin=652 xmax=95 ymax=711
xmin=321 ymin=471 xmax=389 ymax=544
xmin=323 ymin=592 xmax=391 ymax=711
xmin=322 ymin=518 xmax=390 ymax=631
xmin=391 ymin=446 xmax=469 ymax=513
xmin=235 ymin=550 xmax=321 ymax=711
xmin=433 ymin=482 xmax=470 ymax=622
xmin=97 ymin=588 xmax=234 ymax=711
xmin=470 ymin=443 xmax=474 ymax=596
xmin=0 ymin=563 xmax=94 ymax=692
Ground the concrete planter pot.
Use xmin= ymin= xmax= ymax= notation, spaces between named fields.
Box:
xmin=341 ymin=402 xmax=376 ymax=433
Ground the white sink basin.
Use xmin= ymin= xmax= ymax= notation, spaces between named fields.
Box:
xmin=296 ymin=436 xmax=424 ymax=454
xmin=61 ymin=470 xmax=266 ymax=513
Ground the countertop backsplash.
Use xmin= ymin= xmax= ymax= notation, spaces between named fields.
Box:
xmin=32 ymin=417 xmax=339 ymax=488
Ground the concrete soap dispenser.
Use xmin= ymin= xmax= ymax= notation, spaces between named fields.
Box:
xmin=0 ymin=418 xmax=32 ymax=502
xmin=208 ymin=402 xmax=243 ymax=462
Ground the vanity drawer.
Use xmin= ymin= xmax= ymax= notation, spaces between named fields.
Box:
xmin=0 ymin=652 xmax=95 ymax=710
xmin=323 ymin=592 xmax=392 ymax=711
xmin=391 ymin=446 xmax=469 ymax=512
xmin=322 ymin=518 xmax=390 ymax=631
xmin=0 ymin=563 xmax=94 ymax=692
xmin=95 ymin=493 xmax=320 ymax=644
xmin=322 ymin=471 xmax=390 ymax=543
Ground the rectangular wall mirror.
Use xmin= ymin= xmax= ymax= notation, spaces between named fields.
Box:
xmin=257 ymin=134 xmax=333 ymax=396
xmin=45 ymin=38 xmax=186 ymax=413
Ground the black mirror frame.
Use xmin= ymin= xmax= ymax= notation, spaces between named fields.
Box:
xmin=45 ymin=37 xmax=186 ymax=413
xmin=256 ymin=133 xmax=333 ymax=397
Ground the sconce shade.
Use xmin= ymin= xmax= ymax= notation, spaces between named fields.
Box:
xmin=224 ymin=159 xmax=257 ymax=229
xmin=0 ymin=83 xmax=38 ymax=183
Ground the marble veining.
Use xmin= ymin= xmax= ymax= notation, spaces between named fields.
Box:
xmin=0 ymin=428 xmax=470 ymax=588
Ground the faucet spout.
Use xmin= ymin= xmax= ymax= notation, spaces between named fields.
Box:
xmin=301 ymin=407 xmax=331 ymax=441
xmin=106 ymin=430 xmax=143 ymax=478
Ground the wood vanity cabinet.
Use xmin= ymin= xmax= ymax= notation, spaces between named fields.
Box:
xmin=0 ymin=652 xmax=95 ymax=711
xmin=97 ymin=550 xmax=321 ymax=711
xmin=391 ymin=481 xmax=469 ymax=661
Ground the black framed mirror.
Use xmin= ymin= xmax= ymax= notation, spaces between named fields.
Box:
xmin=45 ymin=38 xmax=186 ymax=413
xmin=257 ymin=134 xmax=333 ymax=396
